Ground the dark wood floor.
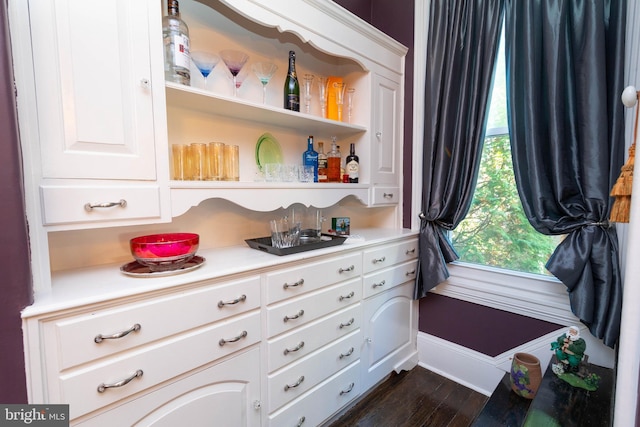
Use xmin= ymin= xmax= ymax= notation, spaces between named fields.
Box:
xmin=324 ymin=366 xmax=489 ymax=427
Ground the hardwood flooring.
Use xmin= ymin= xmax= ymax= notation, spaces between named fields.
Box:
xmin=324 ymin=366 xmax=488 ymax=427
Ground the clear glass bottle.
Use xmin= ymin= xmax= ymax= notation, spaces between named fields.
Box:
xmin=346 ymin=143 xmax=359 ymax=183
xmin=284 ymin=51 xmax=300 ymax=111
xmin=317 ymin=141 xmax=328 ymax=183
xmin=327 ymin=137 xmax=341 ymax=182
xmin=302 ymin=135 xmax=318 ymax=182
xmin=163 ymin=0 xmax=190 ymax=85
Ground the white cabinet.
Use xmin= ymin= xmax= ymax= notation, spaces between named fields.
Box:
xmin=370 ymin=74 xmax=402 ymax=187
xmin=14 ymin=0 xmax=169 ymax=229
xmin=361 ymin=239 xmax=419 ymax=391
xmin=76 ymin=348 xmax=261 ymax=427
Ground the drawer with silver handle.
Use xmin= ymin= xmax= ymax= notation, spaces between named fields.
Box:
xmin=362 ymin=239 xmax=418 ymax=274
xmin=363 ymin=260 xmax=418 ymax=298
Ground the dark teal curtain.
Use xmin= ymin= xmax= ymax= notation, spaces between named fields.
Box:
xmin=504 ymin=0 xmax=626 ymax=347
xmin=415 ymin=0 xmax=505 ymax=298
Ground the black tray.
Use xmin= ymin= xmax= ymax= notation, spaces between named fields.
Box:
xmin=245 ymin=233 xmax=347 ymax=256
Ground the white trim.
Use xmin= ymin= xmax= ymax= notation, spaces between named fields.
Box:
xmin=411 ymin=0 xmax=428 ymax=232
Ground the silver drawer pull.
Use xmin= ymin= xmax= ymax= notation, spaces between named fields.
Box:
xmin=218 ymin=330 xmax=248 ymax=346
xmin=372 ymin=280 xmax=386 ymax=288
xmin=406 ymin=270 xmax=416 ymax=276
xmin=406 ymin=248 xmax=416 ymax=255
xmin=284 ymin=375 xmax=305 ymax=391
xmin=383 ymin=192 xmax=394 ymax=198
xmin=284 ymin=310 xmax=304 ymax=322
xmin=339 ymin=291 xmax=355 ymax=301
xmin=283 ymin=279 xmax=304 ymax=289
xmin=340 ymin=382 xmax=355 ymax=395
xmin=94 ymin=323 xmax=141 ymax=343
xmin=339 ymin=318 xmax=355 ymax=329
xmin=372 ymin=256 xmax=386 ymax=264
xmin=296 ymin=416 xmax=306 ymax=427
xmin=84 ymin=199 xmax=127 ymax=212
xmin=338 ymin=265 xmax=355 ymax=273
xmin=97 ymin=369 xmax=143 ymax=393
xmin=284 ymin=341 xmax=305 ymax=355
xmin=218 ymin=294 xmax=247 ymax=308
xmin=340 ymin=347 xmax=355 ymax=359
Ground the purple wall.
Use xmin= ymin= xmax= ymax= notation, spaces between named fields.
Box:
xmin=0 ymin=0 xmax=32 ymax=403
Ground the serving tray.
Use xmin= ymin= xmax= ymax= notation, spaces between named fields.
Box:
xmin=245 ymin=234 xmax=347 ymax=256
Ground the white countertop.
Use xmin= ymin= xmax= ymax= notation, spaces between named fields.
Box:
xmin=23 ymin=228 xmax=418 ymax=317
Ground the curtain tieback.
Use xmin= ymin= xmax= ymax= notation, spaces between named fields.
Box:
xmin=586 ymin=220 xmax=611 ymax=229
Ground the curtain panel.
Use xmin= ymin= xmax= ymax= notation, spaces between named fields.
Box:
xmin=415 ymin=0 xmax=505 ymax=298
xmin=504 ymin=0 xmax=626 ymax=347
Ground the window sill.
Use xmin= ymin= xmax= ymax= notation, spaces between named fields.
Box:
xmin=429 ymin=261 xmax=577 ymax=325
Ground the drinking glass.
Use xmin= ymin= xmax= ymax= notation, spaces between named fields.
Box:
xmin=302 ymin=74 xmax=314 ymax=114
xmin=317 ymin=76 xmax=328 ymax=118
xmin=191 ymin=51 xmax=220 ymax=90
xmin=333 ymin=82 xmax=346 ymax=121
xmin=346 ymin=87 xmax=356 ymax=123
xmin=252 ymin=62 xmax=278 ymax=104
xmin=220 ymin=49 xmax=250 ymax=96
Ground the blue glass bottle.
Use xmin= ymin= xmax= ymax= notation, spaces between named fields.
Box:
xmin=302 ymin=135 xmax=319 ymax=182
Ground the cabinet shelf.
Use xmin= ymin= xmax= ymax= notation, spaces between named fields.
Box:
xmin=165 ymin=83 xmax=367 ymax=138
xmin=170 ymin=181 xmax=370 ymax=214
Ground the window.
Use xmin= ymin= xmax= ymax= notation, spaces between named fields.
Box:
xmin=451 ymin=29 xmax=560 ymax=276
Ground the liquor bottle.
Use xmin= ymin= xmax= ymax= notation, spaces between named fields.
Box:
xmin=327 ymin=137 xmax=341 ymax=182
xmin=317 ymin=141 xmax=328 ymax=183
xmin=346 ymin=143 xmax=359 ymax=183
xmin=302 ymin=135 xmax=319 ymax=182
xmin=162 ymin=0 xmax=190 ymax=85
xmin=284 ymin=51 xmax=300 ymax=111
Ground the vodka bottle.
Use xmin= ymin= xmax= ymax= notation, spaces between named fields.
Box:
xmin=327 ymin=137 xmax=341 ymax=182
xmin=163 ymin=0 xmax=190 ymax=85
xmin=284 ymin=51 xmax=300 ymax=111
xmin=317 ymin=141 xmax=328 ymax=183
xmin=345 ymin=143 xmax=359 ymax=183
xmin=302 ymin=135 xmax=319 ymax=182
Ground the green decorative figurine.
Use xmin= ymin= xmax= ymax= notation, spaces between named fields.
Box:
xmin=550 ymin=326 xmax=600 ymax=390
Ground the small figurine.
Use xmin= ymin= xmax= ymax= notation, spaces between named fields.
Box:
xmin=551 ymin=325 xmax=586 ymax=373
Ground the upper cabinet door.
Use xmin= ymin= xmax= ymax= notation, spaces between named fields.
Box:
xmin=371 ymin=74 xmax=401 ymax=186
xmin=29 ymin=0 xmax=158 ymax=180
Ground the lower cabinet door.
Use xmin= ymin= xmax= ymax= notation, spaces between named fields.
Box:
xmin=74 ymin=348 xmax=261 ymax=427
xmin=361 ymin=281 xmax=414 ymax=391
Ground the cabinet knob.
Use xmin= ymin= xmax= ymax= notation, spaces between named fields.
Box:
xmin=375 ymin=131 xmax=382 ymax=139
xmin=140 ymin=78 xmax=150 ymax=89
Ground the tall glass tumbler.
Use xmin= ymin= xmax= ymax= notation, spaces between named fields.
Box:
xmin=189 ymin=143 xmax=207 ymax=180
xmin=171 ymin=144 xmax=189 ymax=180
xmin=224 ymin=144 xmax=240 ymax=181
xmin=207 ymin=142 xmax=225 ymax=181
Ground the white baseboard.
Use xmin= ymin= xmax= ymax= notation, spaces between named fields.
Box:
xmin=417 ymin=330 xmax=564 ymax=396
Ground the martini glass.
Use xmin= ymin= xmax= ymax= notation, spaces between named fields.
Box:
xmin=252 ymin=62 xmax=278 ymax=104
xmin=191 ymin=51 xmax=220 ymax=90
xmin=220 ymin=49 xmax=250 ymax=96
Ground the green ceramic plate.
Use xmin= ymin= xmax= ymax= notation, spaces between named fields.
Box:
xmin=255 ymin=133 xmax=283 ymax=167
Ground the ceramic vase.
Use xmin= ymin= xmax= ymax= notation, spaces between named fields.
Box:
xmin=510 ymin=352 xmax=542 ymax=399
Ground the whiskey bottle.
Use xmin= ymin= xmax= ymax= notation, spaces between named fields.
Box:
xmin=317 ymin=141 xmax=328 ymax=182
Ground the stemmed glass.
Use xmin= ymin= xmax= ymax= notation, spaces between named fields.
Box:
xmin=346 ymin=87 xmax=356 ymax=123
xmin=317 ymin=76 xmax=328 ymax=118
xmin=191 ymin=51 xmax=220 ymax=90
xmin=233 ymin=67 xmax=249 ymax=95
xmin=252 ymin=62 xmax=278 ymax=104
xmin=220 ymin=49 xmax=249 ymax=96
xmin=333 ymin=82 xmax=347 ymax=121
xmin=302 ymin=74 xmax=314 ymax=113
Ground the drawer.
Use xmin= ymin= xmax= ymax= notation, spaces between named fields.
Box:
xmin=265 ymin=252 xmax=361 ymax=304
xmin=363 ymin=260 xmax=418 ymax=299
xmin=47 ymin=276 xmax=260 ymax=370
xmin=268 ymin=361 xmax=361 ymax=427
xmin=59 ymin=310 xmax=261 ymax=419
xmin=40 ymin=184 xmax=162 ymax=226
xmin=370 ymin=186 xmax=400 ymax=205
xmin=267 ymin=278 xmax=361 ymax=338
xmin=267 ymin=304 xmax=361 ymax=373
xmin=268 ymin=331 xmax=361 ymax=412
xmin=363 ymin=238 xmax=418 ymax=273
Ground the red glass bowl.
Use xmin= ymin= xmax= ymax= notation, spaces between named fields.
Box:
xmin=130 ymin=233 xmax=199 ymax=272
